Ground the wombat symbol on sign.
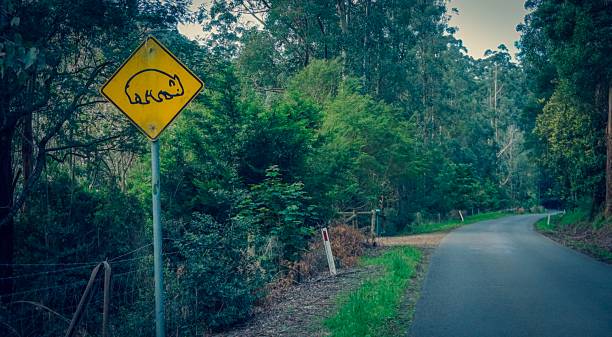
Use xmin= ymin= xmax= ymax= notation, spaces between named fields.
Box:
xmin=125 ymin=69 xmax=184 ymax=105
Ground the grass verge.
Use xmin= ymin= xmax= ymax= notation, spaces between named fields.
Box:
xmin=534 ymin=214 xmax=560 ymax=232
xmin=535 ymin=212 xmax=612 ymax=263
xmin=324 ymin=247 xmax=422 ymax=337
xmin=406 ymin=210 xmax=512 ymax=235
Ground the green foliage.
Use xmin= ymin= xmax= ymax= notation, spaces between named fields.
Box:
xmin=160 ymin=102 xmax=242 ymax=220
xmin=316 ymin=88 xmax=407 ymax=203
xmin=536 ymin=209 xmax=590 ymax=232
xmin=17 ymin=171 xmax=147 ymax=263
xmin=166 ymin=213 xmax=263 ymax=331
xmin=287 ymin=59 xmax=344 ymax=105
xmin=434 ymin=163 xmax=479 ymax=212
xmin=325 ymin=247 xmax=421 ymax=337
xmin=238 ymin=93 xmax=322 ymax=184
xmin=519 ymin=0 xmax=612 ymax=211
xmin=237 ymin=29 xmax=286 ymax=90
xmin=534 ymin=82 xmax=604 ymax=205
xmin=295 ymin=64 xmax=420 ymax=217
xmin=237 ymin=166 xmax=315 ymax=266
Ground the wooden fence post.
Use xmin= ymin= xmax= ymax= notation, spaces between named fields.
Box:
xmin=370 ymin=209 xmax=376 ymax=239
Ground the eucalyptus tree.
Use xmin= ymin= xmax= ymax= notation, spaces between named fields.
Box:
xmin=518 ymin=0 xmax=612 ymax=212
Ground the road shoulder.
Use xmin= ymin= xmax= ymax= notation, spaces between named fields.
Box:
xmin=534 ymin=217 xmax=612 ymax=264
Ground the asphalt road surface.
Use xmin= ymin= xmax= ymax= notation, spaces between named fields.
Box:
xmin=410 ymin=214 xmax=612 ymax=337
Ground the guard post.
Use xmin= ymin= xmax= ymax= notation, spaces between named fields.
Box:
xmin=321 ymin=227 xmax=337 ymax=276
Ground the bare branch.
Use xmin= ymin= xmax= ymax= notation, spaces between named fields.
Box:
xmin=497 ymin=130 xmax=515 ymax=158
xmin=45 ymin=134 xmax=124 ymax=153
xmin=76 ymin=100 xmax=109 ymax=108
xmin=242 ymin=0 xmax=268 ymax=27
xmin=0 ymin=62 xmax=110 ymax=227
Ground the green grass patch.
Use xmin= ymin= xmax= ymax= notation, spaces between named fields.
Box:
xmin=324 ymin=247 xmax=422 ymax=337
xmin=403 ymin=210 xmax=512 ymax=235
xmin=534 ymin=214 xmax=558 ymax=232
xmin=557 ymin=208 xmax=589 ymax=227
xmin=535 ymin=210 xmax=589 ymax=232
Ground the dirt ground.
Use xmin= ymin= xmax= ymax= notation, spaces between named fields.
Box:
xmin=210 ymin=265 xmax=381 ymax=337
xmin=538 ymin=226 xmax=612 ymax=263
xmin=377 ymin=232 xmax=448 ymax=248
xmin=210 ymin=233 xmax=444 ymax=337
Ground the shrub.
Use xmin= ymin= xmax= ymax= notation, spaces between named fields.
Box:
xmin=237 ymin=166 xmax=316 ymax=274
xmin=166 ymin=213 xmax=264 ymax=332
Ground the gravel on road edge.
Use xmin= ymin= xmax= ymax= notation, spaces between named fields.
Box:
xmin=210 ymin=264 xmax=381 ymax=337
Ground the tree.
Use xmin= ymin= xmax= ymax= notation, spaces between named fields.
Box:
xmin=519 ymin=0 xmax=612 ymax=213
xmin=0 ymin=0 xmax=191 ymax=297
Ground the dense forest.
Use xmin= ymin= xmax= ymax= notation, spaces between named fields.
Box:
xmin=0 ymin=0 xmax=610 ymax=335
xmin=519 ymin=0 xmax=611 ymax=212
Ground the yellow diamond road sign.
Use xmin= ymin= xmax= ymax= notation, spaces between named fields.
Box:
xmin=101 ymin=36 xmax=203 ymax=140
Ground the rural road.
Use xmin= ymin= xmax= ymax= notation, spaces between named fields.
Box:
xmin=410 ymin=214 xmax=612 ymax=337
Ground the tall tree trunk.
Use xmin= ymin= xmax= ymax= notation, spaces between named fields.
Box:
xmin=0 ymin=126 xmax=15 ymax=300
xmin=336 ymin=0 xmax=348 ymax=73
xmin=494 ymin=63 xmax=498 ymax=143
xmin=605 ymin=86 xmax=612 ymax=217
xmin=21 ymin=113 xmax=33 ymax=212
xmin=362 ymin=0 xmax=369 ymax=88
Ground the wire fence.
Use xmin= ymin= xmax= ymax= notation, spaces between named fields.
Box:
xmin=0 ymin=243 xmax=192 ymax=337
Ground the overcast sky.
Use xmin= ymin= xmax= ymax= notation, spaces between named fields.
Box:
xmin=179 ymin=0 xmax=529 ymax=59
xmin=448 ymin=0 xmax=528 ymax=59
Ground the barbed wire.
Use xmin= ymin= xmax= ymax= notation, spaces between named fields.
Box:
xmin=0 ymin=248 xmax=183 ymax=283
xmin=0 ymin=251 xmax=181 ymax=300
xmin=0 ymin=261 xmax=100 ymax=267
xmin=109 ymin=243 xmax=153 ymax=262
xmin=0 ymin=248 xmax=191 ymax=337
xmin=0 ymin=264 xmax=98 ymax=281
xmin=0 ymin=239 xmax=185 ymax=268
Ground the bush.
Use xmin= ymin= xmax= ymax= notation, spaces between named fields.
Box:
xmin=237 ymin=166 xmax=316 ymax=273
xmin=166 ymin=213 xmax=264 ymax=332
xmin=17 ymin=172 xmax=148 ymax=264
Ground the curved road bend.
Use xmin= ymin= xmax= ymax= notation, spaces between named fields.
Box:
xmin=410 ymin=214 xmax=612 ymax=337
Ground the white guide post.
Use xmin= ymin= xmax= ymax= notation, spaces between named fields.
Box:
xmin=321 ymin=227 xmax=337 ymax=276
xmin=547 ymin=214 xmax=551 ymax=225
xmin=459 ymin=210 xmax=464 ymax=222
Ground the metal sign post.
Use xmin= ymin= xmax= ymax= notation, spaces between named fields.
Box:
xmin=100 ymin=36 xmax=203 ymax=337
xmin=151 ymin=140 xmax=164 ymax=337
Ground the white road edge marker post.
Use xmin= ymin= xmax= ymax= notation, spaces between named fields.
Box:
xmin=321 ymin=227 xmax=337 ymax=276
xmin=547 ymin=214 xmax=551 ymax=225
xmin=459 ymin=210 xmax=464 ymax=222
